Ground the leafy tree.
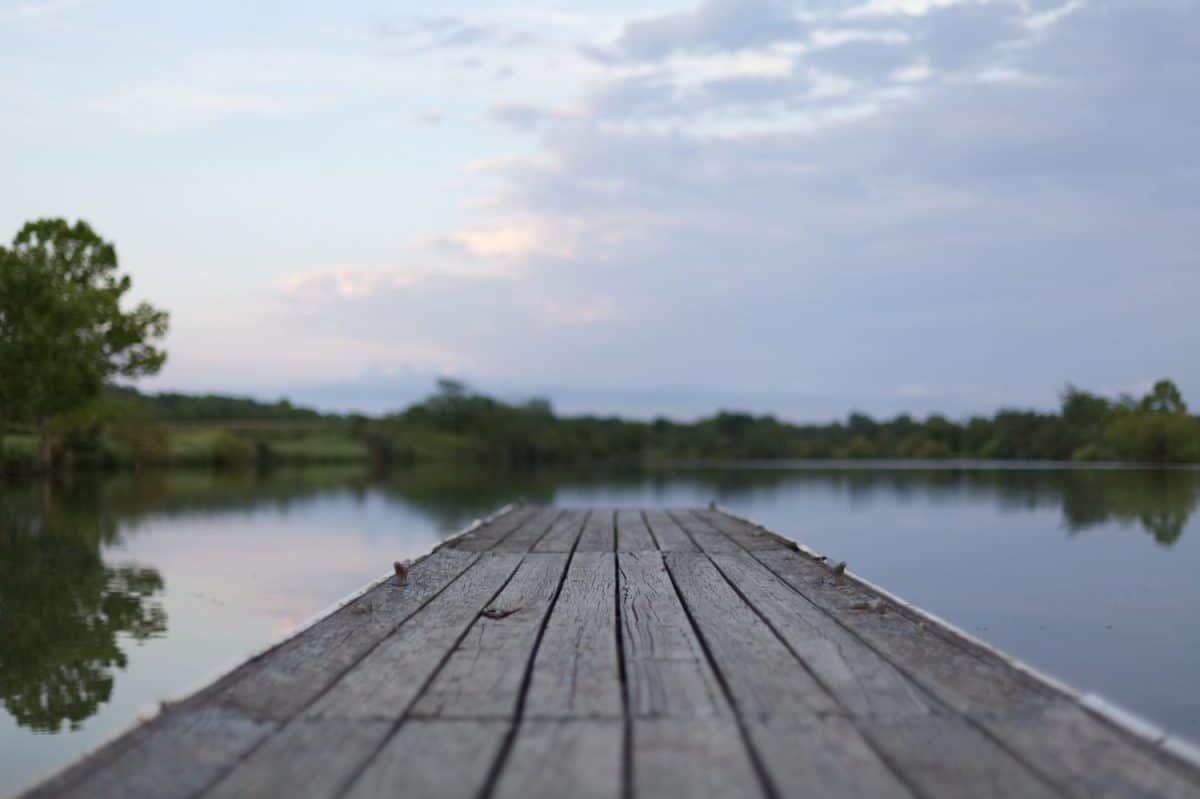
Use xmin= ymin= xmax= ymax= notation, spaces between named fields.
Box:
xmin=0 ymin=219 xmax=168 ymax=467
xmin=1139 ymin=379 xmax=1187 ymax=414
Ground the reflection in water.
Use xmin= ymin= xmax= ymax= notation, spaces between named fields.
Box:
xmin=693 ymin=464 xmax=1199 ymax=547
xmin=0 ymin=463 xmax=1196 ymax=739
xmin=0 ymin=484 xmax=166 ymax=733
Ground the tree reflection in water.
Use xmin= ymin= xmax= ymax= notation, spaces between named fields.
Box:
xmin=0 ymin=463 xmax=1195 ymax=733
xmin=0 ymin=482 xmax=166 ymax=732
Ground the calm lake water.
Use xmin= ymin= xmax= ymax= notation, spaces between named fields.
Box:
xmin=2 ymin=462 xmax=1199 ymax=796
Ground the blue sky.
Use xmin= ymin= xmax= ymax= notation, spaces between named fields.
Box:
xmin=2 ymin=0 xmax=1197 ymax=420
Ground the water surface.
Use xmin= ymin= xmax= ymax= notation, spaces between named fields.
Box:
xmin=2 ymin=463 xmax=1198 ymax=795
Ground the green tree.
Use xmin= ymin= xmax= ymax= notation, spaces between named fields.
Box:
xmin=1139 ymin=379 xmax=1187 ymax=414
xmin=0 ymin=219 xmax=169 ymax=468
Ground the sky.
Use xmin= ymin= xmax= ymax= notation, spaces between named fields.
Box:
xmin=2 ymin=0 xmax=1197 ymax=421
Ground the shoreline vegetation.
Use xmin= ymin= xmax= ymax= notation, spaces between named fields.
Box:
xmin=5 ymin=219 xmax=1197 ymax=479
xmin=2 ymin=378 xmax=1199 ymax=478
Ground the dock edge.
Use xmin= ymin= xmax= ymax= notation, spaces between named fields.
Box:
xmin=709 ymin=502 xmax=1200 ymax=773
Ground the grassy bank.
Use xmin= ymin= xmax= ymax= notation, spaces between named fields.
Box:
xmin=4 ymin=378 xmax=1200 ymax=478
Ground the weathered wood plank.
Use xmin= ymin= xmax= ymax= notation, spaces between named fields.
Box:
xmin=222 ymin=547 xmax=479 ymax=721
xmin=203 ymin=720 xmax=391 ymax=799
xmin=616 ymin=509 xmax=657 ymax=552
xmin=632 ymin=720 xmax=764 ymax=799
xmin=618 ymin=552 xmax=726 ymax=719
xmin=643 ymin=509 xmax=698 ymax=552
xmin=752 ymin=548 xmax=1200 ymax=799
xmin=452 ymin=507 xmax=537 ymax=551
xmin=305 ymin=553 xmax=524 ymax=720
xmin=532 ymin=508 xmax=587 ymax=552
xmin=981 ymin=701 xmax=1200 ymax=799
xmin=524 ymin=553 xmax=622 ymax=719
xmin=857 ymin=716 xmax=1061 ymax=799
xmin=663 ymin=552 xmax=914 ymax=798
xmin=693 ymin=509 xmax=793 ymax=550
xmin=668 ymin=510 xmax=742 ymax=553
xmin=576 ymin=508 xmax=615 ymax=553
xmin=26 ymin=706 xmax=276 ymax=799
xmin=491 ymin=720 xmax=623 ymax=799
xmin=490 ymin=508 xmax=561 ymax=553
xmin=25 ymin=548 xmax=483 ymax=799
xmin=413 ymin=554 xmax=570 ymax=718
xmin=709 ymin=550 xmax=934 ymax=720
xmin=343 ymin=720 xmax=508 ymax=799
xmin=662 ymin=552 xmax=838 ymax=719
xmin=745 ymin=717 xmax=915 ymax=799
xmin=709 ymin=550 xmax=1060 ymax=798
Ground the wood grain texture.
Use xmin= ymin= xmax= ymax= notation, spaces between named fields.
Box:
xmin=413 ymin=554 xmax=570 ymax=718
xmin=524 ymin=553 xmax=623 ymax=719
xmin=25 ymin=705 xmax=276 ymax=799
xmin=668 ymin=510 xmax=742 ymax=553
xmin=26 ymin=508 xmax=1200 ymax=799
xmin=452 ymin=507 xmax=537 ymax=551
xmin=618 ymin=552 xmax=726 ymax=719
xmin=746 ymin=717 xmax=916 ymax=799
xmin=532 ymin=508 xmax=587 ymax=552
xmin=694 ymin=510 xmax=793 ymax=551
xmin=710 ymin=550 xmax=1063 ymax=798
xmin=491 ymin=720 xmax=623 ymax=799
xmin=576 ymin=508 xmax=615 ymax=552
xmin=221 ymin=548 xmax=479 ymax=721
xmin=203 ymin=719 xmax=392 ymax=799
xmin=643 ymin=509 xmax=698 ymax=552
xmin=616 ymin=509 xmax=658 ymax=552
xmin=708 ymin=550 xmax=933 ymax=720
xmin=632 ymin=720 xmax=764 ymax=799
xmin=752 ymin=548 xmax=1200 ymax=798
xmin=663 ymin=552 xmax=839 ymax=719
xmin=491 ymin=508 xmax=561 ymax=553
xmin=343 ymin=720 xmax=508 ymax=799
xmin=305 ymin=553 xmax=523 ymax=721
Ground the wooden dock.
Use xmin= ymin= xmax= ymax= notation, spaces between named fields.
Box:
xmin=25 ymin=506 xmax=1200 ymax=798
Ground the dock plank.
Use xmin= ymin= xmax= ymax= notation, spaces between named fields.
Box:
xmin=413 ymin=554 xmax=570 ymax=718
xmin=668 ymin=509 xmax=741 ymax=552
xmin=633 ymin=720 xmax=764 ymax=799
xmin=203 ymin=719 xmax=390 ymax=799
xmin=343 ymin=721 xmax=508 ymax=799
xmin=618 ymin=552 xmax=726 ymax=718
xmin=25 ymin=547 xmax=482 ymax=799
xmin=618 ymin=551 xmax=764 ymax=798
xmin=577 ymin=508 xmax=615 ymax=552
xmin=643 ymin=509 xmax=698 ymax=552
xmin=491 ymin=508 xmax=561 ymax=552
xmin=222 ymin=547 xmax=479 ymax=720
xmin=452 ymin=507 xmax=537 ymax=551
xmin=26 ymin=706 xmax=276 ymax=799
xmin=663 ymin=551 xmax=914 ymax=798
xmin=305 ymin=552 xmax=524 ymax=720
xmin=708 ymin=550 xmax=1060 ymax=798
xmin=491 ymin=720 xmax=623 ymax=799
xmin=752 ymin=548 xmax=1200 ymax=799
xmin=524 ymin=552 xmax=622 ymax=718
xmin=25 ymin=505 xmax=1200 ymax=799
xmin=692 ymin=509 xmax=793 ymax=550
xmin=531 ymin=508 xmax=587 ymax=552
xmin=616 ymin=509 xmax=658 ymax=552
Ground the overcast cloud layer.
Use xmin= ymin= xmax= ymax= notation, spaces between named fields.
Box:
xmin=2 ymin=0 xmax=1197 ymax=419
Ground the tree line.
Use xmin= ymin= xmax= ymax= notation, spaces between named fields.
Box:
xmin=3 ymin=218 xmax=1198 ymax=473
xmin=369 ymin=377 xmax=1200 ymax=466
